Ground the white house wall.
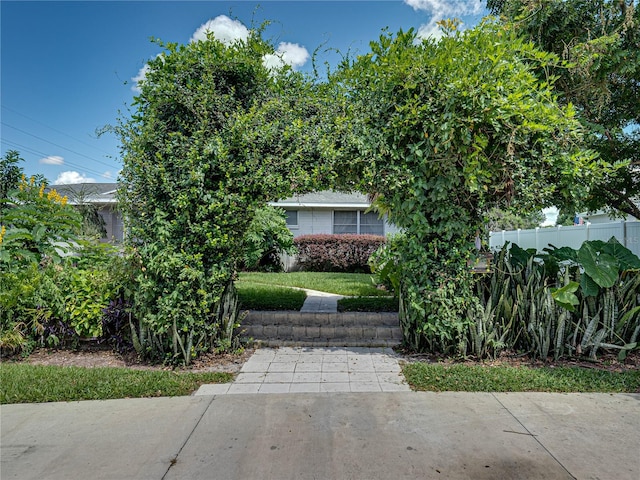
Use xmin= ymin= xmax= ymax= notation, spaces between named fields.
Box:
xmin=286 ymin=208 xmax=399 ymax=238
xmin=98 ymin=206 xmax=123 ymax=243
xmin=287 ymin=209 xmax=333 ymax=237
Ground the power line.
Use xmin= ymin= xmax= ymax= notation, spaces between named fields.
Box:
xmin=1 ymin=104 xmax=114 ymax=156
xmin=1 ymin=122 xmax=120 ymax=169
xmin=2 ymin=139 xmax=113 ymax=180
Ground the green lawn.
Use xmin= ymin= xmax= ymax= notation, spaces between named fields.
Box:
xmin=402 ymin=362 xmax=640 ymax=393
xmin=238 ymin=272 xmax=389 ymax=297
xmin=0 ymin=364 xmax=233 ymax=404
xmin=237 ymin=282 xmax=307 ymax=310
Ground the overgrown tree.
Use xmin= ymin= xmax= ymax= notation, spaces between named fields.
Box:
xmin=115 ymin=28 xmax=344 ymax=364
xmin=336 ymin=20 xmax=599 ymax=352
xmin=488 ymin=0 xmax=640 ymax=219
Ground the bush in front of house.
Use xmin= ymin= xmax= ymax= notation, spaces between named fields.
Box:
xmin=241 ymin=206 xmax=296 ymax=272
xmin=293 ymin=234 xmax=385 ymax=273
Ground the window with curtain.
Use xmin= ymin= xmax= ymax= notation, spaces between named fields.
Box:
xmin=333 ymin=210 xmax=383 ymax=235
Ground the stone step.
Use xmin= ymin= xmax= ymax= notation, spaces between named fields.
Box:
xmin=248 ymin=339 xmax=401 ymax=348
xmin=241 ymin=311 xmax=400 ymax=327
xmin=239 ymin=311 xmax=402 ymax=347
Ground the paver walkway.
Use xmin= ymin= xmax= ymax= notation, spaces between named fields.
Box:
xmin=299 ymin=289 xmax=343 ymax=313
xmin=195 ymin=347 xmax=410 ymax=395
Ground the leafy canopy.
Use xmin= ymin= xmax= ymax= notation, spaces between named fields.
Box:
xmin=489 ymin=0 xmax=640 ymax=219
xmin=116 ymin=27 xmax=346 ymax=363
xmin=334 ymin=20 xmax=598 ymax=352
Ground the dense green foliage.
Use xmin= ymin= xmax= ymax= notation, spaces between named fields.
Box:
xmin=489 ymin=0 xmax=640 ymax=219
xmin=115 ymin=28 xmax=350 ymax=364
xmin=241 ymin=206 xmax=295 ymax=272
xmin=0 ymin=150 xmax=26 ymax=208
xmin=337 ymin=21 xmax=598 ymax=353
xmin=403 ymin=362 xmax=640 ymax=392
xmin=337 ymin=296 xmax=399 ymax=313
xmin=472 ymin=240 xmax=640 ymax=361
xmin=0 ymin=155 xmax=123 ymax=354
xmin=485 ymin=207 xmax=546 ymax=231
xmin=0 ymin=364 xmax=232 ymax=404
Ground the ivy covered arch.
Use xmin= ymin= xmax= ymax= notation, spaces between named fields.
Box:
xmin=117 ymin=29 xmax=352 ymax=363
xmin=117 ymin=21 xmax=597 ymax=364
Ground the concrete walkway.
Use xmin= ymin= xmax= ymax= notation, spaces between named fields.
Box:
xmin=2 ymin=392 xmax=638 ymax=479
xmin=299 ymin=288 xmax=343 ymax=313
xmin=195 ymin=347 xmax=410 ymax=395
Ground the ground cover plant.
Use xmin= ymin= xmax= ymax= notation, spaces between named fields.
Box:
xmin=0 ymin=363 xmax=232 ymax=404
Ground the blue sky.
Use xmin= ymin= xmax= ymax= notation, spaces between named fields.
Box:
xmin=1 ymin=0 xmax=488 ymax=185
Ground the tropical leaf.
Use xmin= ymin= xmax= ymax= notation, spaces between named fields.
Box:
xmin=509 ymin=243 xmax=535 ymax=268
xmin=579 ymin=272 xmax=600 ymax=297
xmin=602 ymin=237 xmax=640 ymax=271
xmin=577 ymin=242 xmax=618 ymax=288
xmin=551 ymin=281 xmax=580 ymax=311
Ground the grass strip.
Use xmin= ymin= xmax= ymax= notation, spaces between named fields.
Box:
xmin=239 ymin=272 xmax=388 ymax=297
xmin=237 ymin=282 xmax=306 ymax=310
xmin=402 ymin=362 xmax=640 ymax=393
xmin=338 ymin=296 xmax=399 ymax=312
xmin=0 ymin=364 xmax=233 ymax=404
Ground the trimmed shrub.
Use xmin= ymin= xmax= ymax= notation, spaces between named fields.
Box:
xmin=293 ymin=234 xmax=385 ymax=273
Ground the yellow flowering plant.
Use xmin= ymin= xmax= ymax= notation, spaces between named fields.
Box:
xmin=0 ymin=174 xmax=81 ymax=269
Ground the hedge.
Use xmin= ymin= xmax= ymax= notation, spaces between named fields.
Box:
xmin=293 ymin=234 xmax=385 ymax=273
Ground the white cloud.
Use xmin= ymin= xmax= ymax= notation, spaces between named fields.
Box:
xmin=54 ymin=171 xmax=96 ymax=185
xmin=102 ymin=171 xmax=114 ymax=180
xmin=190 ymin=15 xmax=249 ymax=44
xmin=405 ymin=0 xmax=483 ymax=15
xmin=131 ymin=64 xmax=150 ymax=93
xmin=39 ymin=155 xmax=64 ymax=165
xmin=404 ymin=0 xmax=484 ymax=40
xmin=262 ymin=42 xmax=310 ymax=71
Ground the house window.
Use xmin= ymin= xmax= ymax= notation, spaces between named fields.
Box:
xmin=284 ymin=210 xmax=298 ymax=227
xmin=360 ymin=211 xmax=384 ymax=235
xmin=333 ymin=210 xmax=383 ymax=235
xmin=333 ymin=211 xmax=358 ymax=234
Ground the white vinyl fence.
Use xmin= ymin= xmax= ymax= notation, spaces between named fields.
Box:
xmin=489 ymin=221 xmax=640 ymax=258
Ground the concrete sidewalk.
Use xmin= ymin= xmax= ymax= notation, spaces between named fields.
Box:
xmin=2 ymin=392 xmax=638 ymax=479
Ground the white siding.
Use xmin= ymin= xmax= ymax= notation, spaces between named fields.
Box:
xmin=286 ymin=208 xmax=397 ymax=237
